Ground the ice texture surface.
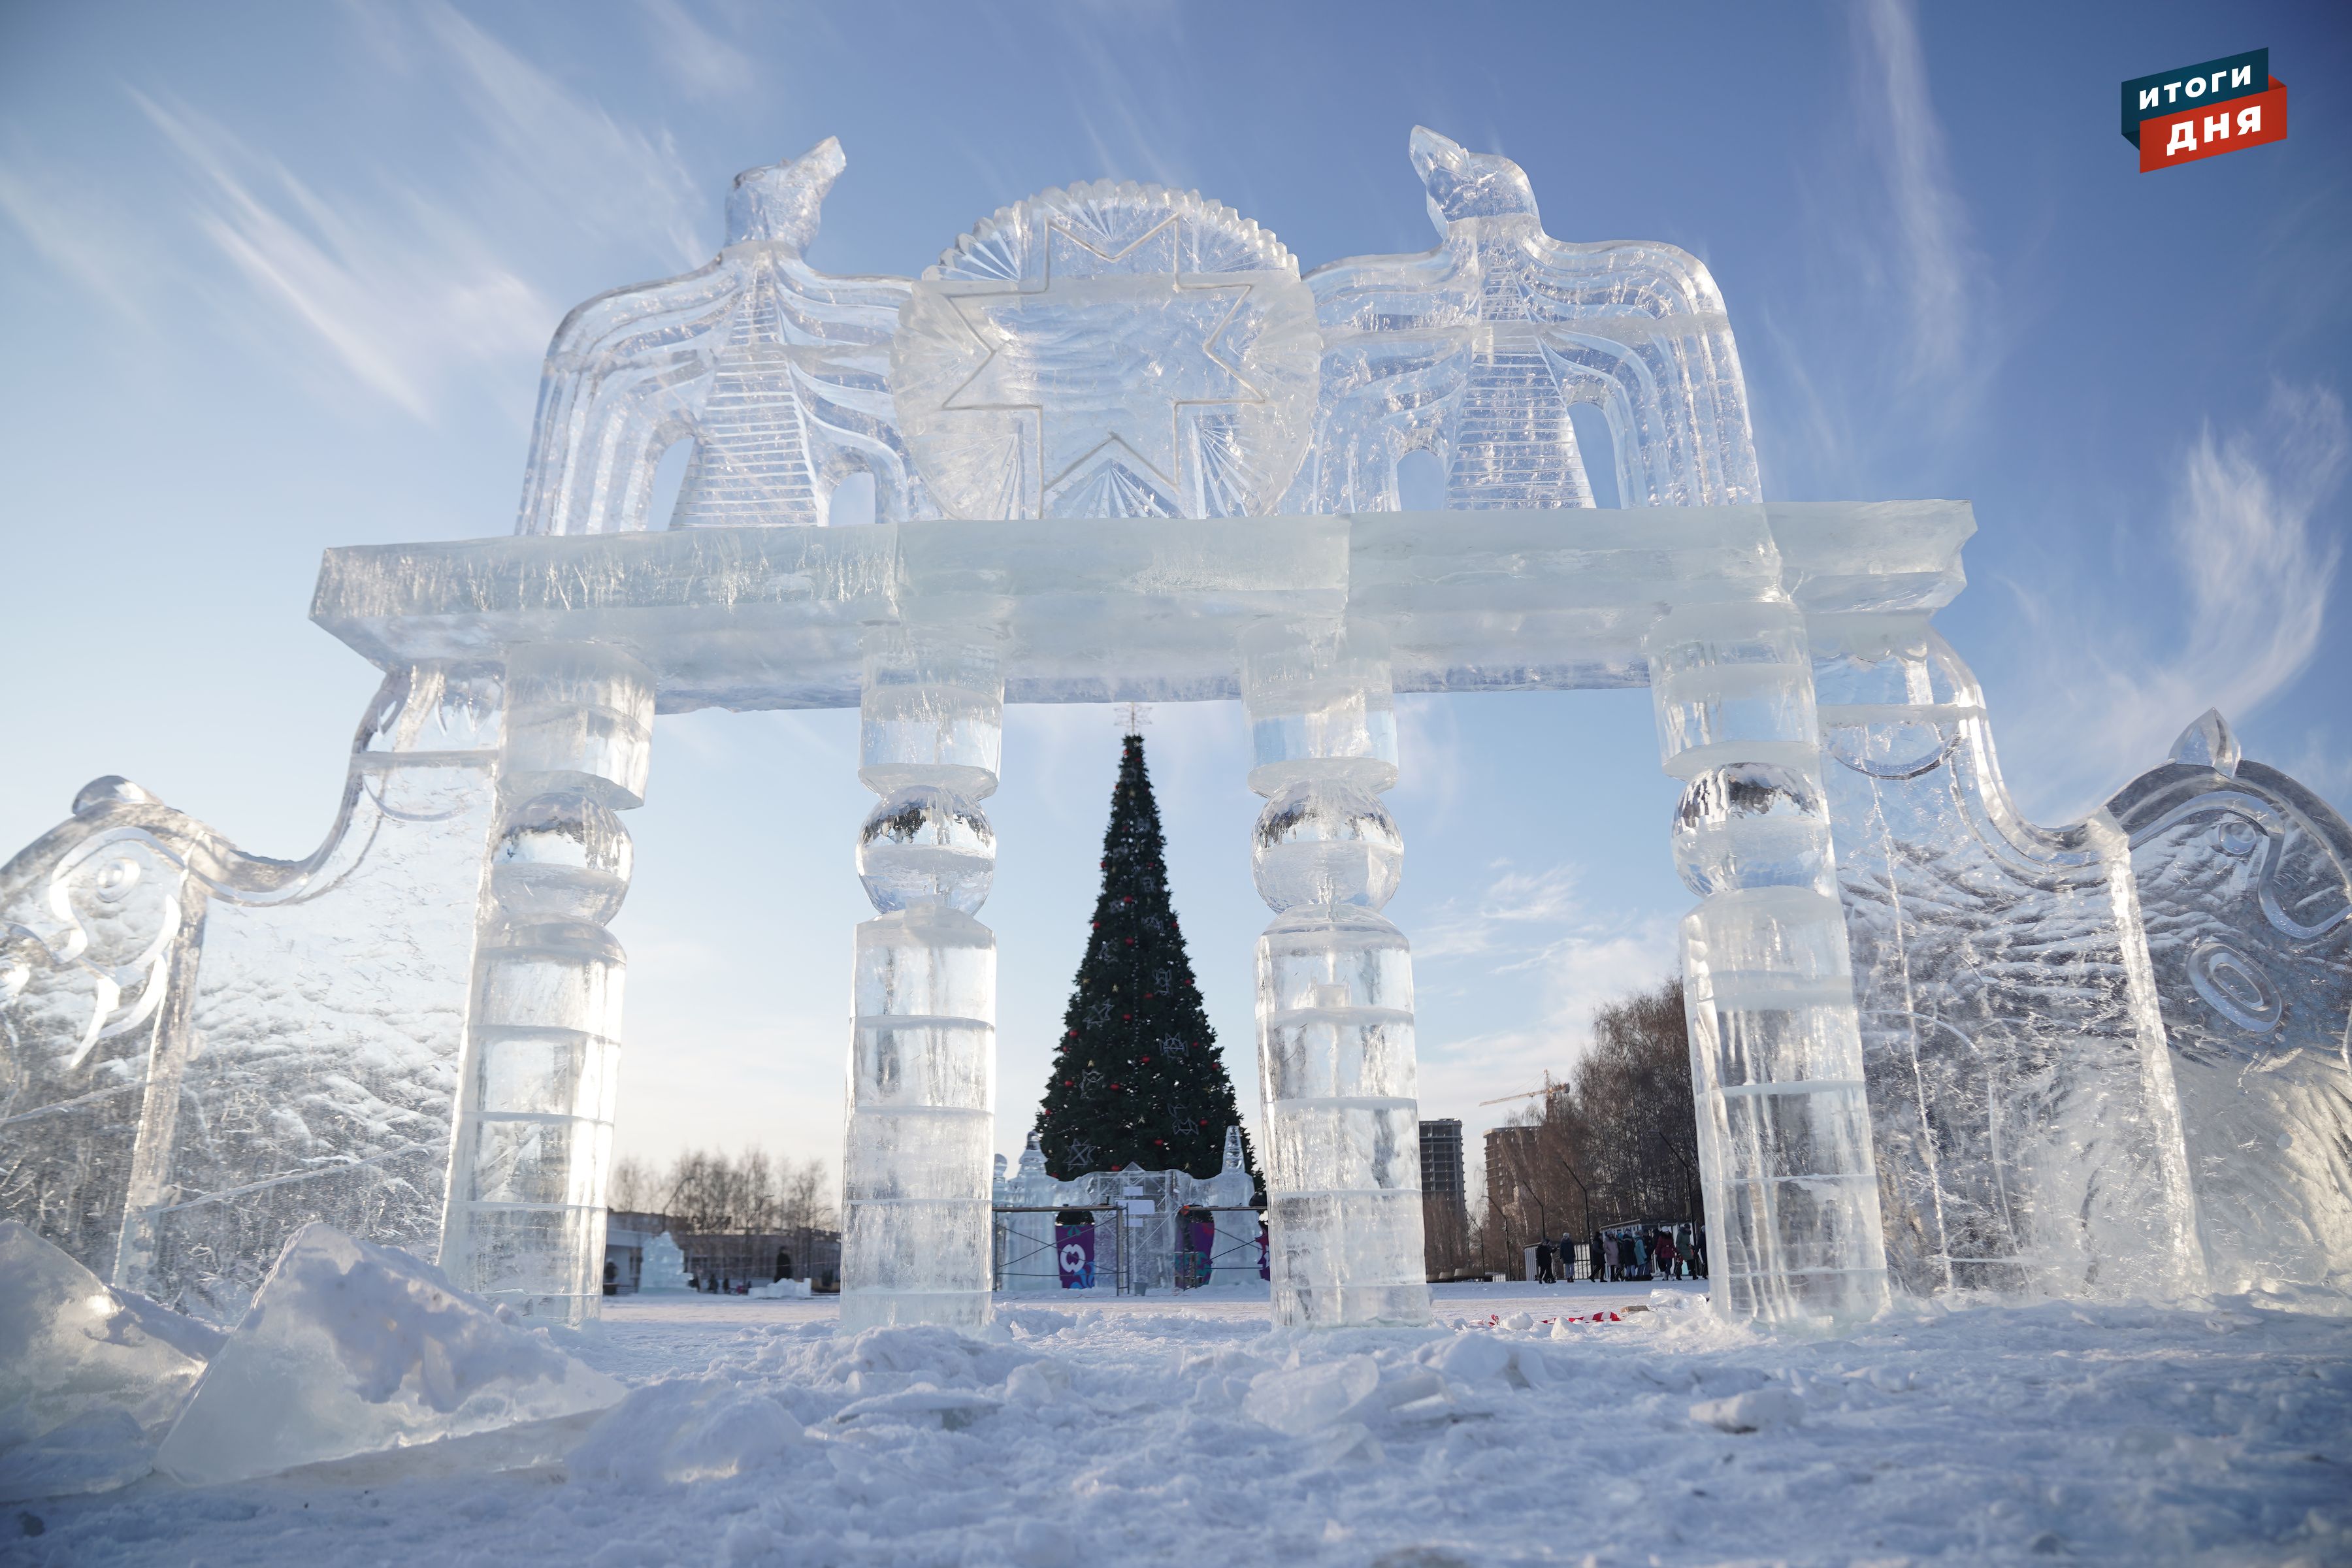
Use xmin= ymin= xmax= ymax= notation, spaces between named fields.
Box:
xmin=154 ymin=1224 xmax=622 ymax=1485
xmin=0 ymin=668 xmax=500 ymax=1324
xmin=858 ymin=786 xmax=995 ymax=913
xmin=896 ymin=183 xmax=1319 ymax=521
xmin=1816 ymin=627 xmax=2202 ymax=1298
xmin=1288 ymin=127 xmax=1758 ymax=515
xmin=2108 ymin=717 xmax=2352 ymax=1292
xmin=0 ymin=1221 xmax=216 ymax=1501
xmin=516 ymin=139 xmax=932 ymax=535
xmin=1251 ymin=779 xmax=1403 ymax=913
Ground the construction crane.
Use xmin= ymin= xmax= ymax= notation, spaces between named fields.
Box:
xmin=1478 ymin=1071 xmax=1567 ymax=1108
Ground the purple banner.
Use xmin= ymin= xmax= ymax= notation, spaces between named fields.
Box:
xmin=1178 ymin=1207 xmax=1215 ymax=1289
xmin=1056 ymin=1218 xmax=1096 ymax=1290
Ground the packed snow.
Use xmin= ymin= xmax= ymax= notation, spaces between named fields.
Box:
xmin=8 ymin=1277 xmax=2348 ymax=1567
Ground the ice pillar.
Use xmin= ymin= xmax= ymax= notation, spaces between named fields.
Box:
xmin=840 ymin=621 xmax=1002 ymax=1333
xmin=440 ymin=643 xmax=649 ymax=1324
xmin=1242 ymin=621 xmax=1432 ymax=1328
xmin=1647 ymin=603 xmax=1891 ymax=1324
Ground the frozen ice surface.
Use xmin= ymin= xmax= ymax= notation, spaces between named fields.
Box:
xmin=1290 ymin=129 xmax=1758 ymax=515
xmin=896 ymin=183 xmax=1320 ymax=521
xmin=0 ymin=668 xmax=501 ymax=1324
xmin=840 ymin=908 xmax=996 ymax=1333
xmin=1816 ymin=627 xmax=2202 ymax=1299
xmin=517 ymin=139 xmax=932 ymax=535
xmin=1255 ymin=908 xmax=1429 ymax=1327
xmin=857 ymin=786 xmax=995 ymax=913
xmin=2108 ymin=712 xmax=2352 ymax=1292
xmin=1250 ymin=779 xmax=1403 ymax=912
xmin=154 ymin=1224 xmax=622 ymax=1486
xmin=0 ymin=1222 xmax=217 ymax=1501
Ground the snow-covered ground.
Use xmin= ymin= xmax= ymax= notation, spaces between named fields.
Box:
xmin=12 ymin=1280 xmax=2349 ymax=1567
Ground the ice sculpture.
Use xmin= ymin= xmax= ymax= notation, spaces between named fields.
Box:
xmin=2109 ymin=712 xmax=2352 ymax=1290
xmin=639 ymin=1231 xmax=691 ymax=1292
xmin=990 ymin=1128 xmax=1258 ymax=1292
xmin=1288 ymin=127 xmax=1759 ymax=515
xmin=993 ymin=1134 xmax=1062 ymax=1293
xmin=0 ymin=1221 xmax=217 ymax=1499
xmin=839 ymin=621 xmax=1004 ymax=1331
xmin=516 ymin=139 xmax=931 ymax=534
xmin=1812 ymin=604 xmax=2203 ymax=1299
xmin=154 ymin=1224 xmax=623 ymax=1486
xmin=0 ymin=670 xmax=502 ymax=1324
xmin=27 ymin=122 xmax=2338 ymax=1341
xmin=894 ymin=184 xmax=1322 ymax=519
xmin=438 ymin=643 xmax=647 ymax=1327
xmin=1245 ymin=621 xmax=1431 ymax=1326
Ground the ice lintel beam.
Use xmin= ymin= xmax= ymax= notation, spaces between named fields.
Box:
xmin=308 ymin=503 xmax=1972 ymax=711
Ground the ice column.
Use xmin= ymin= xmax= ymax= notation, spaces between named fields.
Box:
xmin=440 ymin=644 xmax=649 ymax=1325
xmin=1648 ymin=604 xmax=1891 ymax=1324
xmin=840 ymin=621 xmax=1002 ymax=1332
xmin=1243 ymin=621 xmax=1432 ymax=1328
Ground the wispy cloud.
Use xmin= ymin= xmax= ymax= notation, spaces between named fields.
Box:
xmin=2001 ymin=382 xmax=2347 ymax=817
xmin=0 ymin=140 xmax=161 ymax=318
xmin=1850 ymin=0 xmax=1982 ymax=387
xmin=1413 ymin=858 xmax=1678 ymax=1134
xmin=0 ymin=1 xmax=703 ymax=423
xmin=133 ymin=91 xmax=548 ymax=419
xmin=411 ymin=2 xmax=703 ymax=267
xmin=638 ymin=0 xmax=757 ymax=101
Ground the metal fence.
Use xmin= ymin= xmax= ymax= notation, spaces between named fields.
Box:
xmin=992 ymin=1203 xmax=1262 ymax=1296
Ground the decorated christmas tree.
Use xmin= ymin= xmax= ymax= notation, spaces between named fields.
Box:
xmin=1034 ymin=726 xmax=1259 ymax=1188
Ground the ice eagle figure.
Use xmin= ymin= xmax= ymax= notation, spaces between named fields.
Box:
xmin=1287 ymin=127 xmax=1760 ymax=514
xmin=515 ymin=138 xmax=930 ymax=534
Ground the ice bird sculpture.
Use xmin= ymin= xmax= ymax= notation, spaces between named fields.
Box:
xmin=515 ymin=138 xmax=930 ymax=535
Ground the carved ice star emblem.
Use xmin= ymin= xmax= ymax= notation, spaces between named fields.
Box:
xmin=940 ymin=231 xmax=1263 ymax=492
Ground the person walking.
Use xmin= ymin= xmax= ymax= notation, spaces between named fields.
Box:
xmin=1535 ymin=1239 xmax=1556 ymax=1285
xmin=1654 ymin=1228 xmax=1680 ymax=1281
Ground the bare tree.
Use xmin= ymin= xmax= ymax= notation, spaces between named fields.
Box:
xmin=777 ymin=1157 xmax=837 ymax=1232
xmin=640 ymin=1147 xmax=839 ymax=1286
xmin=1421 ymin=1194 xmax=1474 ymax=1279
xmin=606 ymin=1155 xmax=655 ymax=1214
xmin=1483 ymin=977 xmax=1703 ymax=1264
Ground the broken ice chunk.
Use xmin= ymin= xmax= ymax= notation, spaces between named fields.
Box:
xmin=0 ymin=1222 xmax=215 ymax=1500
xmin=155 ymin=1223 xmax=623 ymax=1485
xmin=1241 ymin=1354 xmax=1379 ymax=1435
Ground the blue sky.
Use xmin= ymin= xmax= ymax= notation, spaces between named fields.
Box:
xmin=3 ymin=2 xmax=2345 ymax=1198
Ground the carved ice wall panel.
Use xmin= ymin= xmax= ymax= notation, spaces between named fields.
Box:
xmin=2109 ymin=723 xmax=2352 ymax=1290
xmin=1813 ymin=623 xmax=2202 ymax=1299
xmin=0 ymin=668 xmax=501 ymax=1324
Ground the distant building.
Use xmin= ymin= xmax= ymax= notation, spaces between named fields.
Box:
xmin=1418 ymin=1119 xmax=1465 ymax=1211
xmin=602 ymin=1209 xmax=841 ymax=1295
xmin=1484 ymin=1124 xmax=1541 ymax=1238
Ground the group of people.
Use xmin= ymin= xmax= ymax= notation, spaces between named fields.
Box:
xmin=1529 ymin=1220 xmax=1706 ymax=1284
